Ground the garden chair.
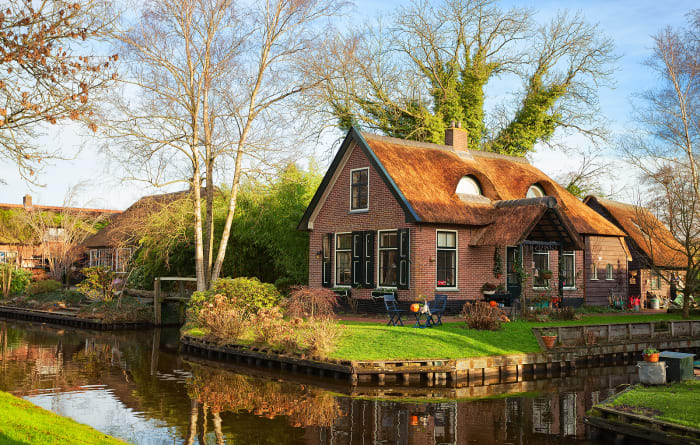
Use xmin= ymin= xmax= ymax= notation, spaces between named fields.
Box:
xmin=428 ymin=294 xmax=448 ymax=326
xmin=383 ymin=294 xmax=404 ymax=327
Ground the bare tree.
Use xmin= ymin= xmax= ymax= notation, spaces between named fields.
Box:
xmin=622 ymin=10 xmax=700 ymax=318
xmin=0 ymin=0 xmax=117 ymax=182
xmin=105 ymin=0 xmax=345 ymax=291
xmin=20 ymin=185 xmax=108 ymax=284
xmin=554 ymin=147 xmax=618 ymax=198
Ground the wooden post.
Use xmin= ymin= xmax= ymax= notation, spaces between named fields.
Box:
xmin=154 ymin=277 xmax=161 ymax=326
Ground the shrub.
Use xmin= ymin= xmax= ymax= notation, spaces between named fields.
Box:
xmin=0 ymin=265 xmax=31 ymax=297
xmin=285 ymin=286 xmax=339 ymax=319
xmin=77 ymin=267 xmax=116 ymax=301
xmin=250 ymin=306 xmax=286 ymax=347
xmin=301 ymin=318 xmax=343 ymax=358
xmin=551 ymin=306 xmax=580 ymax=321
xmin=189 ymin=277 xmax=281 ymax=319
xmin=25 ymin=279 xmax=62 ymax=296
xmin=461 ymin=302 xmax=509 ymax=330
xmin=195 ymin=294 xmax=248 ymax=345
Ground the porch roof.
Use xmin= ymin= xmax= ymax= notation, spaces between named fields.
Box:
xmin=469 ymin=197 xmax=584 ymax=250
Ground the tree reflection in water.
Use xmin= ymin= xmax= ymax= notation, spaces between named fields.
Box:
xmin=185 ymin=364 xmax=342 ymax=443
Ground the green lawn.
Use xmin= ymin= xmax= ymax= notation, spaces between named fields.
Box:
xmin=330 ymin=314 xmax=698 ymax=361
xmin=0 ymin=391 xmax=128 ymax=445
xmin=602 ymin=381 xmax=700 ymax=429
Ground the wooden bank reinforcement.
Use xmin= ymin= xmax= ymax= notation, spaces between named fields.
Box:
xmin=0 ymin=305 xmax=151 ymax=330
xmin=181 ymin=319 xmax=700 ymax=387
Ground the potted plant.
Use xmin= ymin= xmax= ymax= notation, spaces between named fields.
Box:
xmin=481 ymin=282 xmax=498 ymax=295
xmin=540 ymin=330 xmax=557 ymax=349
xmin=540 ymin=269 xmax=553 ymax=280
xmin=642 ymin=348 xmax=660 ymax=363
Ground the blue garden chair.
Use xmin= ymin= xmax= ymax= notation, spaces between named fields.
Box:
xmin=384 ymin=295 xmax=404 ymax=326
xmin=428 ymin=294 xmax=448 ymax=326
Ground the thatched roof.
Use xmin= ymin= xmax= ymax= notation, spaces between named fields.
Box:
xmin=82 ymin=190 xmax=195 ymax=249
xmin=298 ymin=128 xmax=625 ymax=243
xmin=583 ymin=196 xmax=685 ymax=268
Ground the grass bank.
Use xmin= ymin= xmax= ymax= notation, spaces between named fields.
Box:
xmin=330 ymin=314 xmax=697 ymax=361
xmin=0 ymin=390 xmax=128 ymax=445
xmin=601 ymin=381 xmax=700 ymax=429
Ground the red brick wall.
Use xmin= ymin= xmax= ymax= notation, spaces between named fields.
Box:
xmin=308 ymin=143 xmax=586 ymax=308
xmin=519 ymin=248 xmax=585 ymax=303
xmin=584 ymin=236 xmax=629 ymax=305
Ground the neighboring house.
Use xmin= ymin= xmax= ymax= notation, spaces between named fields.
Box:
xmin=584 ymin=196 xmax=686 ymax=304
xmin=298 ymin=126 xmax=628 ymax=310
xmin=0 ymin=195 xmax=121 ymax=276
xmin=81 ymin=190 xmax=195 ymax=274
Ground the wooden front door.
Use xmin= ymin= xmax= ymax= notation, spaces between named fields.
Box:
xmin=506 ymin=246 xmax=522 ymax=298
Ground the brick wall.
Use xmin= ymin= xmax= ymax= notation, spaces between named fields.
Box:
xmin=308 ymin=142 xmax=588 ymax=312
xmin=519 ymin=247 xmax=585 ymax=304
xmin=584 ymin=236 xmax=629 ymax=305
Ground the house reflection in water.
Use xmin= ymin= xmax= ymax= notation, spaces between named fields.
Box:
xmin=306 ymin=386 xmax=622 ymax=445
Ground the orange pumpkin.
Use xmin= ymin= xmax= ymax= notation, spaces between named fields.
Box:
xmin=489 ymin=300 xmax=498 ymax=308
xmin=410 ymin=303 xmax=420 ymax=313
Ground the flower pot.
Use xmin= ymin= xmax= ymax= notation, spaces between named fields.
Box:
xmin=483 ymin=290 xmax=496 ymax=295
xmin=541 ymin=272 xmax=553 ymax=280
xmin=541 ymin=335 xmax=557 ymax=349
xmin=643 ymin=353 xmax=660 ymax=363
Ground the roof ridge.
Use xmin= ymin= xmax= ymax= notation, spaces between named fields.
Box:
xmin=593 ymin=196 xmax=640 ymax=210
xmin=0 ymin=203 xmax=122 ymax=213
xmin=360 ymin=132 xmax=530 ymax=164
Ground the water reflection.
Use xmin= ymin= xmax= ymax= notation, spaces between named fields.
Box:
xmin=0 ymin=319 xmax=633 ymax=445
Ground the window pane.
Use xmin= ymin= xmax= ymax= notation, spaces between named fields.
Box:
xmin=337 ymin=234 xmax=352 ymax=250
xmin=336 ymin=251 xmax=352 ymax=285
xmin=563 ymin=252 xmax=574 ymax=287
xmin=351 ymin=169 xmax=369 ymax=210
xmin=380 ymin=231 xmax=398 ymax=248
xmin=606 ymin=264 xmax=613 ymax=280
xmin=534 ymin=251 xmax=549 ymax=287
xmin=590 ymin=263 xmax=597 ymax=280
xmin=322 ymin=236 xmax=330 ymax=259
xmin=437 ymin=231 xmax=455 ymax=248
xmin=379 ymin=250 xmax=398 ymax=286
xmin=437 ymin=250 xmax=455 ymax=287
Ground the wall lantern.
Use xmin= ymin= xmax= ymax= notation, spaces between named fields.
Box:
xmin=315 ymin=250 xmax=323 ymax=260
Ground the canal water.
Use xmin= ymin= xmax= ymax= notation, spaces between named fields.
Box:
xmin=0 ymin=318 xmax=636 ymax=445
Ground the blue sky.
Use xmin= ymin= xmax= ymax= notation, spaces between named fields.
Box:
xmin=0 ymin=0 xmax=696 ymax=209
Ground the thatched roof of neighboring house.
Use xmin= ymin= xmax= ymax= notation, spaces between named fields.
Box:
xmin=299 ymin=128 xmax=625 ymax=245
xmin=82 ymin=190 xmax=196 ymax=249
xmin=583 ymin=196 xmax=685 ymax=269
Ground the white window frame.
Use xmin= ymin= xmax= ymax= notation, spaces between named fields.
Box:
xmin=349 ymin=167 xmax=369 ymax=213
xmin=334 ymin=232 xmax=352 ymax=287
xmin=527 ymin=184 xmax=545 ymax=198
xmin=533 ymin=250 xmax=550 ymax=289
xmin=562 ymin=251 xmax=576 ymax=290
xmin=436 ymin=229 xmax=458 ymax=291
xmin=605 ymin=263 xmax=614 ymax=281
xmin=651 ymin=271 xmax=662 ymax=290
xmin=590 ymin=262 xmax=598 ymax=280
xmin=114 ymin=248 xmax=133 ymax=273
xmin=377 ymin=229 xmax=398 ymax=289
xmin=0 ymin=251 xmax=17 ymax=264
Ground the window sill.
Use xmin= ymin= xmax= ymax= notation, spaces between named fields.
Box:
xmin=605 ymin=279 xmax=615 ymax=281
xmin=563 ymin=287 xmax=577 ymax=291
xmin=532 ymin=286 xmax=550 ymax=290
xmin=436 ymin=287 xmax=459 ymax=292
xmin=348 ymin=209 xmax=369 ymax=214
xmin=334 ymin=285 xmax=352 ymax=288
xmin=590 ymin=278 xmax=599 ymax=281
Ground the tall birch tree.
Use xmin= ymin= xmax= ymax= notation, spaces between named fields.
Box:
xmin=106 ymin=0 xmax=344 ymax=290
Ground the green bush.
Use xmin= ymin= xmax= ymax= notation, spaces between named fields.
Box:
xmin=189 ymin=277 xmax=281 ymax=319
xmin=77 ymin=267 xmax=116 ymax=301
xmin=25 ymin=279 xmax=62 ymax=296
xmin=0 ymin=265 xmax=31 ymax=296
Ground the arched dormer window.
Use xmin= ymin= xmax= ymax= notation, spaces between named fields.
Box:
xmin=456 ymin=176 xmax=482 ymax=196
xmin=527 ymin=184 xmax=545 ymax=198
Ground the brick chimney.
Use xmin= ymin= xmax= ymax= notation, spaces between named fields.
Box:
xmin=445 ymin=120 xmax=469 ymax=152
xmin=22 ymin=194 xmax=33 ymax=210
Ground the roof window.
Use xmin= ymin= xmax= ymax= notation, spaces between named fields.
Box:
xmin=527 ymin=184 xmax=545 ymax=198
xmin=456 ymin=176 xmax=482 ymax=196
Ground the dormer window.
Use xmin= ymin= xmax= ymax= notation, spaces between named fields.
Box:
xmin=350 ymin=168 xmax=369 ymax=211
xmin=456 ymin=176 xmax=482 ymax=196
xmin=527 ymin=184 xmax=545 ymax=198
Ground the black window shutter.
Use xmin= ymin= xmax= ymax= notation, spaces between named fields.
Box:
xmin=322 ymin=233 xmax=332 ymax=288
xmin=398 ymin=228 xmax=410 ymax=289
xmin=364 ymin=231 xmax=375 ymax=287
xmin=351 ymin=231 xmax=364 ymax=286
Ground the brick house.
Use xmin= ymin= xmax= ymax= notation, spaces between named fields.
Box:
xmin=298 ymin=127 xmax=628 ymax=311
xmin=0 ymin=194 xmax=121 ymax=276
xmin=584 ymin=196 xmax=686 ymax=305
